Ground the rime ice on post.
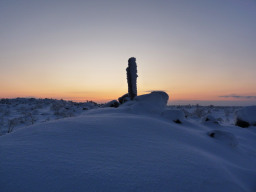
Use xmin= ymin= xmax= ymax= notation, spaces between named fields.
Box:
xmin=126 ymin=57 xmax=138 ymax=100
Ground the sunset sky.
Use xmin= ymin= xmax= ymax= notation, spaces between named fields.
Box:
xmin=0 ymin=0 xmax=255 ymax=105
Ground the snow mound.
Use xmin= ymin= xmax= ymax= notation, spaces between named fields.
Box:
xmin=161 ymin=109 xmax=185 ymax=124
xmin=202 ymin=115 xmax=219 ymax=124
xmin=1 ymin=113 xmax=256 ymax=192
xmin=1 ymin=95 xmax=256 ymax=191
xmin=208 ymin=130 xmax=239 ymax=147
xmin=121 ymin=91 xmax=169 ymax=114
xmin=236 ymin=106 xmax=256 ymax=128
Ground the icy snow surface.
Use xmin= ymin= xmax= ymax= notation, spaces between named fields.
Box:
xmin=1 ymin=93 xmax=256 ymax=192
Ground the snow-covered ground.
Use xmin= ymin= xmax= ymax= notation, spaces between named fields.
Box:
xmin=0 ymin=98 xmax=99 ymax=135
xmin=1 ymin=93 xmax=256 ymax=192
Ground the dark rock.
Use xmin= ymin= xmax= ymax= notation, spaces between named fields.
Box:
xmin=235 ymin=106 xmax=256 ymax=128
xmin=202 ymin=115 xmax=219 ymax=124
xmin=118 ymin=93 xmax=130 ymax=104
xmin=103 ymin=100 xmax=120 ymax=108
xmin=235 ymin=118 xmax=250 ymax=128
xmin=173 ymin=119 xmax=182 ymax=124
xmin=162 ymin=109 xmax=185 ymax=123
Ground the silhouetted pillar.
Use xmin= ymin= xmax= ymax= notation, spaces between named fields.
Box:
xmin=126 ymin=57 xmax=138 ymax=100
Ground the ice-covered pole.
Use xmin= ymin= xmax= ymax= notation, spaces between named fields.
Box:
xmin=126 ymin=57 xmax=138 ymax=100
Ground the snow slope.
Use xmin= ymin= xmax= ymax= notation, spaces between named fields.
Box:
xmin=1 ymin=92 xmax=256 ymax=192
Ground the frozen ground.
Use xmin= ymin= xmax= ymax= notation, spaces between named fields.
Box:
xmin=0 ymin=93 xmax=256 ymax=192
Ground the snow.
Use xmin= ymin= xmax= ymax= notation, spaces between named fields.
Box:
xmin=1 ymin=93 xmax=256 ymax=192
xmin=0 ymin=98 xmax=99 ymax=135
xmin=162 ymin=109 xmax=185 ymax=123
xmin=120 ymin=91 xmax=169 ymax=115
xmin=202 ymin=114 xmax=219 ymax=124
xmin=207 ymin=130 xmax=239 ymax=147
xmin=236 ymin=106 xmax=256 ymax=126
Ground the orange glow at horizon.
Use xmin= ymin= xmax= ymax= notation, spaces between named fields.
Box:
xmin=1 ymin=86 xmax=256 ymax=104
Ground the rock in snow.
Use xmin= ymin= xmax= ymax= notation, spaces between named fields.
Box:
xmin=236 ymin=106 xmax=256 ymax=128
xmin=118 ymin=93 xmax=130 ymax=104
xmin=161 ymin=109 xmax=185 ymax=124
xmin=208 ymin=130 xmax=239 ymax=147
xmin=202 ymin=115 xmax=219 ymax=124
xmin=102 ymin=100 xmax=119 ymax=108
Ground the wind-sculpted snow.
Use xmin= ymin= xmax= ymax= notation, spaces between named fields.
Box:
xmin=0 ymin=94 xmax=256 ymax=191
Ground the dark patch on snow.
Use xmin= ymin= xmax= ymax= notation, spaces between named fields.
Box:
xmin=118 ymin=93 xmax=130 ymax=104
xmin=173 ymin=119 xmax=182 ymax=124
xmin=207 ymin=130 xmax=238 ymax=147
xmin=111 ymin=101 xmax=120 ymax=108
xmin=235 ymin=118 xmax=250 ymax=128
xmin=103 ymin=100 xmax=120 ymax=108
xmin=202 ymin=115 xmax=219 ymax=124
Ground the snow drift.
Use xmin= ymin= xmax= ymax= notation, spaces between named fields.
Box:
xmin=120 ymin=91 xmax=169 ymax=114
xmin=1 ymin=92 xmax=256 ymax=192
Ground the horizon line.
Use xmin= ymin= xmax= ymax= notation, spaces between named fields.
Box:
xmin=1 ymin=96 xmax=255 ymax=106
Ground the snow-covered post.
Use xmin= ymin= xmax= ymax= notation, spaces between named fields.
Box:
xmin=126 ymin=57 xmax=138 ymax=100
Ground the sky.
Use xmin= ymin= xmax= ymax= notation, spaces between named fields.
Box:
xmin=0 ymin=0 xmax=256 ymax=105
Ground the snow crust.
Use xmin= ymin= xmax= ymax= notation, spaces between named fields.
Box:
xmin=1 ymin=93 xmax=256 ymax=192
